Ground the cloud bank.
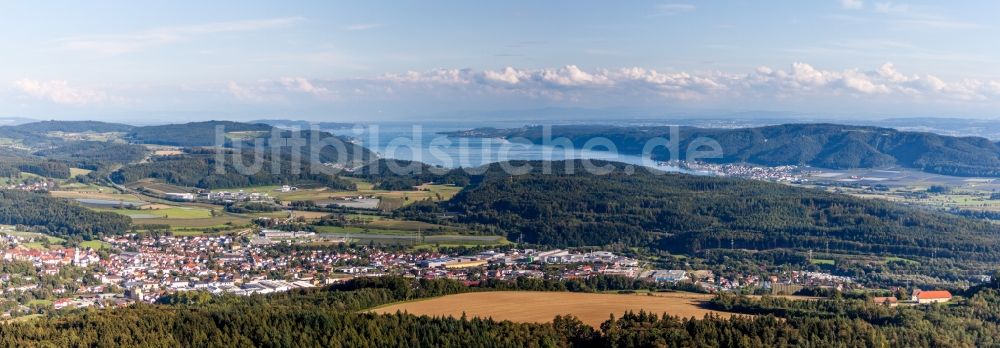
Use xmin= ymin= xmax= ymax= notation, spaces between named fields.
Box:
xmin=344 ymin=63 xmax=1000 ymax=104
xmin=13 ymin=79 xmax=109 ymax=105
xmin=12 ymin=63 xmax=1000 ymax=117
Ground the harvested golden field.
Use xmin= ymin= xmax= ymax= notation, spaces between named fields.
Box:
xmin=371 ymin=291 xmax=737 ymax=327
xmin=153 ymin=150 xmax=184 ymax=156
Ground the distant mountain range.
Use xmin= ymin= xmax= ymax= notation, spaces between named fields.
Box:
xmin=444 ymin=123 xmax=1000 ymax=177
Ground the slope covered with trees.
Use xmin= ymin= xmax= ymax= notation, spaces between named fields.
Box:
xmin=0 ymin=153 xmax=72 ymax=179
xmin=446 ymin=123 xmax=1000 ymax=177
xmin=10 ymin=120 xmax=134 ymax=134
xmin=111 ymin=150 xmax=357 ymax=190
xmin=0 ymin=190 xmax=131 ymax=239
xmin=402 ymin=160 xmax=1000 ymax=261
xmin=349 ymin=159 xmax=471 ymax=190
xmin=33 ymin=141 xmax=148 ymax=170
xmin=126 ymin=121 xmax=272 ymax=147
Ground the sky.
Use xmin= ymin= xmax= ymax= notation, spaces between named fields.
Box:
xmin=2 ymin=0 xmax=1000 ymax=122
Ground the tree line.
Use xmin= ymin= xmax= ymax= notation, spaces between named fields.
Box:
xmin=0 ymin=190 xmax=131 ymax=240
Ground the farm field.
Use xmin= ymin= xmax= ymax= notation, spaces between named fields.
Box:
xmin=50 ymin=188 xmax=144 ymax=203
xmin=331 ymin=215 xmax=465 ymax=232
xmin=790 ymin=168 xmax=1000 ymax=213
xmin=371 ymin=291 xmax=738 ymax=327
xmin=135 ymin=215 xmax=252 ymax=229
xmin=152 ymin=149 xmax=183 ymax=156
xmin=314 ymin=216 xmax=474 ymax=235
xmin=69 ymin=167 xmax=93 ymax=177
xmin=217 ymin=181 xmax=462 ymax=209
xmin=314 ymin=225 xmax=505 ymax=247
xmin=128 ymin=180 xmax=194 ymax=195
xmin=95 ymin=206 xmax=212 ymax=219
xmin=80 ymin=240 xmax=111 ymax=250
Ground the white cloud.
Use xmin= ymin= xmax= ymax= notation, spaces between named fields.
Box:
xmin=13 ymin=79 xmax=108 ymax=105
xmin=840 ymin=0 xmax=864 ymax=10
xmin=481 ymin=67 xmax=526 ymax=84
xmin=59 ymin=17 xmax=305 ymax=55
xmin=211 ymin=63 xmax=1000 ymax=111
xmin=16 ymin=64 xmax=1000 ymax=115
xmin=365 ymin=63 xmax=1000 ymax=103
xmin=227 ymin=76 xmax=337 ymax=103
xmin=656 ymin=3 xmax=696 ymax=15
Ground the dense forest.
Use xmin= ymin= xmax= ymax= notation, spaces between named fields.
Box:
xmin=398 ymin=160 xmax=1000 ymax=262
xmin=5 ymin=276 xmax=1000 ymax=347
xmin=9 ymin=120 xmax=134 ymax=134
xmin=446 ymin=123 xmax=1000 ymax=177
xmin=111 ymin=151 xmax=357 ymax=190
xmin=250 ymin=119 xmax=355 ymax=130
xmin=33 ymin=141 xmax=148 ymax=170
xmin=0 ymin=153 xmax=72 ymax=179
xmin=0 ymin=128 xmax=58 ymax=147
xmin=0 ymin=190 xmax=131 ymax=239
xmin=125 ymin=121 xmax=272 ymax=147
xmin=0 ymin=121 xmax=134 ymax=150
xmin=349 ymin=159 xmax=471 ymax=190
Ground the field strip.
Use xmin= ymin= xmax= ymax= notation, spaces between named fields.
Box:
xmin=370 ymin=291 xmax=741 ymax=327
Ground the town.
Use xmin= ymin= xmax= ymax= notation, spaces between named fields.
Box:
xmin=0 ymin=227 xmax=946 ymax=319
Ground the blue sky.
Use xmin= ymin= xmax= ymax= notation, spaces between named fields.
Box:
xmin=2 ymin=0 xmax=999 ymax=122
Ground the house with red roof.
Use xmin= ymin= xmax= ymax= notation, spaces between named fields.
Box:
xmin=912 ymin=289 xmax=952 ymax=304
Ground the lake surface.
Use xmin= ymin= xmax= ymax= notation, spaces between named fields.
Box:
xmin=329 ymin=121 xmax=690 ymax=172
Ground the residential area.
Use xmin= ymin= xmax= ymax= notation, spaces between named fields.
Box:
xmin=0 ymin=228 xmax=948 ymax=319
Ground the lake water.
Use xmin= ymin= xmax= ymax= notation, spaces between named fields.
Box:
xmin=329 ymin=121 xmax=689 ymax=172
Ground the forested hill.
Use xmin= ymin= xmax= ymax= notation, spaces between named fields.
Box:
xmin=33 ymin=141 xmax=148 ymax=170
xmin=444 ymin=124 xmax=1000 ymax=177
xmin=125 ymin=121 xmax=373 ymax=160
xmin=111 ymin=150 xmax=358 ymax=190
xmin=0 ymin=190 xmax=131 ymax=239
xmin=250 ymin=119 xmax=356 ymax=130
xmin=10 ymin=120 xmax=134 ymax=133
xmin=126 ymin=121 xmax=273 ymax=147
xmin=403 ymin=160 xmax=1000 ymax=261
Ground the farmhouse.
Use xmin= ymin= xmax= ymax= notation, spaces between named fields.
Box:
xmin=912 ymin=290 xmax=952 ymax=304
xmin=872 ymin=296 xmax=898 ymax=307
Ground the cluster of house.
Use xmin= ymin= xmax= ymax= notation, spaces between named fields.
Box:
xmin=2 ymin=180 xmax=57 ymax=192
xmin=0 ymin=232 xmax=948 ymax=317
xmin=1 ymin=246 xmax=101 ymax=269
xmin=637 ymin=268 xmax=858 ymax=294
xmin=410 ymin=249 xmax=642 ymax=280
xmin=180 ymin=190 xmax=274 ymax=203
xmin=682 ymin=162 xmax=805 ymax=183
xmin=94 ymin=235 xmax=364 ymax=302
